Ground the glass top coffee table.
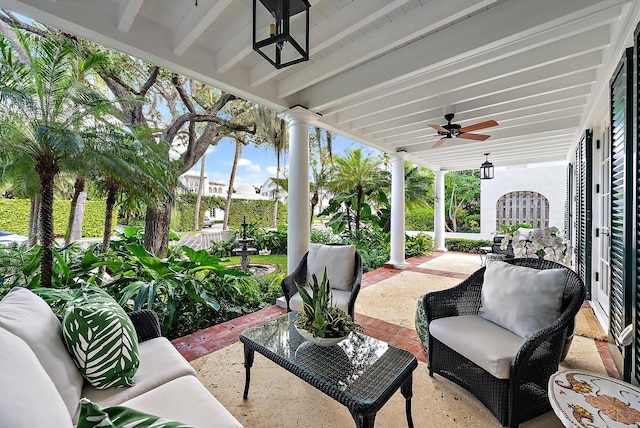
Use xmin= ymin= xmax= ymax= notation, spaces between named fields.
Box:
xmin=239 ymin=313 xmax=418 ymax=428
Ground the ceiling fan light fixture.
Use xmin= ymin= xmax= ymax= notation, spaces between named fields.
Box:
xmin=480 ymin=153 xmax=494 ymax=180
xmin=253 ymin=0 xmax=310 ymax=69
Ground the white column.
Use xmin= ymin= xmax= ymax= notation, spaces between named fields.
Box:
xmin=387 ymin=152 xmax=408 ymax=269
xmin=434 ymin=170 xmax=447 ymax=251
xmin=282 ymin=107 xmax=314 ymax=273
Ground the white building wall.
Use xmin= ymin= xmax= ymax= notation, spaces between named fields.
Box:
xmin=480 ymin=162 xmax=569 ymax=237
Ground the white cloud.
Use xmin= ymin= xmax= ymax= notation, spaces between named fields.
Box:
xmin=247 ymin=164 xmax=262 ymax=173
xmin=266 ymin=166 xmax=277 ymax=176
xmin=237 ymin=158 xmax=253 ymax=166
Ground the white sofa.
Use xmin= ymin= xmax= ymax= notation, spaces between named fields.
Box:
xmin=0 ymin=287 xmax=243 ymax=427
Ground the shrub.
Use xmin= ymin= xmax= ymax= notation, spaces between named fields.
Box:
xmin=445 ymin=238 xmax=492 ymax=253
xmin=252 ymin=225 xmax=288 ymax=254
xmin=406 ymin=233 xmax=433 ymax=258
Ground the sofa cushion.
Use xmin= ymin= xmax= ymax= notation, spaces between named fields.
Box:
xmin=430 ymin=315 xmax=525 ymax=379
xmin=79 ymin=337 xmax=196 ymax=413
xmin=0 ymin=327 xmax=73 ymax=427
xmin=306 ymin=244 xmax=355 ymax=291
xmin=0 ymin=287 xmax=83 ymax=416
xmin=121 ymin=375 xmax=243 ymax=428
xmin=63 ymin=286 xmax=140 ymax=389
xmin=288 ymin=287 xmax=352 ymax=315
xmin=479 ymin=260 xmax=567 ymax=339
xmin=76 ymin=398 xmax=194 ymax=428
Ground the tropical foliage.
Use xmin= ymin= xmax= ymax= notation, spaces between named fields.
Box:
xmin=0 ymin=228 xmax=271 ymax=339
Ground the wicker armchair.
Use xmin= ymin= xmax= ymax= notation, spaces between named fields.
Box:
xmin=421 ymin=258 xmax=584 ymax=428
xmin=281 ymin=244 xmax=363 ymax=318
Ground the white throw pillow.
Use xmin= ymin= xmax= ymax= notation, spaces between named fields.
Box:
xmin=479 ymin=260 xmax=568 ymax=339
xmin=0 ymin=287 xmax=84 ymax=416
xmin=306 ymin=244 xmax=356 ymax=291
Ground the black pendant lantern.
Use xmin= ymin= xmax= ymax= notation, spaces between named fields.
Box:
xmin=480 ymin=153 xmax=494 ymax=179
xmin=253 ymin=0 xmax=311 ymax=69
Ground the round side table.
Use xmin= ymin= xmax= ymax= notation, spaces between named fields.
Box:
xmin=548 ymin=369 xmax=640 ymax=427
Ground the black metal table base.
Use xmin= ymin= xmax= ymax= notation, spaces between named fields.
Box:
xmin=242 ymin=342 xmax=415 ymax=428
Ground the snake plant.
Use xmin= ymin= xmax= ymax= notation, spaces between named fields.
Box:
xmin=294 ymin=269 xmax=361 ymax=338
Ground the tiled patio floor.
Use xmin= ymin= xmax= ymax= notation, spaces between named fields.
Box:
xmin=171 ymin=251 xmax=617 ymax=377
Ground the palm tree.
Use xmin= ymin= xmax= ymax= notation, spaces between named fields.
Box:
xmin=254 ymin=105 xmax=287 ymax=227
xmin=328 ymin=148 xmax=381 ymax=231
xmin=0 ymin=34 xmax=114 ymax=287
xmin=223 ymin=136 xmax=244 ymax=230
xmin=310 ymin=127 xmax=333 ymax=226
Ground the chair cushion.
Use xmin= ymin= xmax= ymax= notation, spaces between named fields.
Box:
xmin=0 ymin=327 xmax=73 ymax=427
xmin=62 ymin=286 xmax=140 ymax=389
xmin=76 ymin=399 xmax=194 ymax=428
xmin=78 ymin=337 xmax=196 ymax=413
xmin=429 ymin=315 xmax=525 ymax=379
xmin=479 ymin=260 xmax=567 ymax=339
xmin=288 ymin=287 xmax=352 ymax=315
xmin=121 ymin=375 xmax=244 ymax=428
xmin=0 ymin=287 xmax=83 ymax=417
xmin=306 ymin=243 xmax=355 ymax=291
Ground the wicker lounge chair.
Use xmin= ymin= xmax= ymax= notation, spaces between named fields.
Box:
xmin=281 ymin=243 xmax=362 ymax=318
xmin=420 ymin=258 xmax=584 ymax=428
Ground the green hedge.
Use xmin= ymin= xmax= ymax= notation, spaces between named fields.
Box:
xmin=171 ymin=194 xmax=226 ymax=232
xmin=445 ymin=237 xmax=493 ymax=253
xmin=227 ymin=199 xmax=287 ymax=228
xmin=406 ymin=206 xmax=434 ymax=231
xmin=0 ymin=198 xmax=113 ymax=237
xmin=170 ymin=195 xmax=288 ymax=231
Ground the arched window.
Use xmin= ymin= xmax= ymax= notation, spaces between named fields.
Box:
xmin=496 ymin=191 xmax=549 ymax=229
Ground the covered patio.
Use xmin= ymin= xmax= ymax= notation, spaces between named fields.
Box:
xmin=3 ymin=0 xmax=640 ymax=423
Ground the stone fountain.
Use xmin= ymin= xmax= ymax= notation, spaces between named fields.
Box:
xmin=232 ymin=216 xmax=257 ymax=272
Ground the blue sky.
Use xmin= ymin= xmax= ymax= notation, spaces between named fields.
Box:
xmin=192 ymin=133 xmax=380 ymax=189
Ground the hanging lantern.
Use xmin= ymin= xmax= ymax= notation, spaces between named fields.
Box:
xmin=480 ymin=153 xmax=494 ymax=179
xmin=253 ymin=0 xmax=311 ymax=69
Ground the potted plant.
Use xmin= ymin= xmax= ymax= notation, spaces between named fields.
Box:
xmin=294 ymin=269 xmax=361 ymax=346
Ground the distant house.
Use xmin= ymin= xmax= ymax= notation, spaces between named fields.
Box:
xmin=178 ymin=171 xmax=227 ymax=197
xmin=260 ymin=178 xmax=287 ymax=202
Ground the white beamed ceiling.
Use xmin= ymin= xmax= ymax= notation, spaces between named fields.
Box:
xmin=2 ymin=0 xmax=639 ymax=171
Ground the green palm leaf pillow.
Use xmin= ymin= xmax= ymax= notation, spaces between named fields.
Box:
xmin=62 ymin=286 xmax=140 ymax=389
xmin=77 ymin=398 xmax=195 ymax=428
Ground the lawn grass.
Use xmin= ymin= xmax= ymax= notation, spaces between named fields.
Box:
xmin=222 ymin=254 xmax=288 ymax=275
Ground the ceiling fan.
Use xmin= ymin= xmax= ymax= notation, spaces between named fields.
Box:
xmin=428 ymin=113 xmax=498 ymax=148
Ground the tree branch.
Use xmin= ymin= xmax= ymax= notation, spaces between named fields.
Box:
xmin=140 ymin=66 xmax=160 ymax=96
xmin=171 ymin=73 xmax=196 ymax=113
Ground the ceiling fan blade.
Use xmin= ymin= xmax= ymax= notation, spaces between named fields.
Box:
xmin=458 ymin=133 xmax=490 ymax=141
xmin=458 ymin=120 xmax=498 ymax=133
xmin=428 ymin=124 xmax=449 ymax=133
xmin=432 ymin=137 xmax=448 ymax=148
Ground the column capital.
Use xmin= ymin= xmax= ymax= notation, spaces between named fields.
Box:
xmin=280 ymin=105 xmax=320 ymax=124
xmin=435 ymin=169 xmax=447 ymax=178
xmin=391 ymin=150 xmax=407 ymax=160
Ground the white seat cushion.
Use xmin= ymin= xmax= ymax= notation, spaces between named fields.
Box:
xmin=289 ymin=287 xmax=352 ymax=314
xmin=77 ymin=337 xmax=196 ymax=419
xmin=429 ymin=315 xmax=525 ymax=379
xmin=306 ymin=244 xmax=355 ymax=291
xmin=121 ymin=375 xmax=243 ymax=428
xmin=0 ymin=288 xmax=83 ymax=416
xmin=0 ymin=327 xmax=73 ymax=427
